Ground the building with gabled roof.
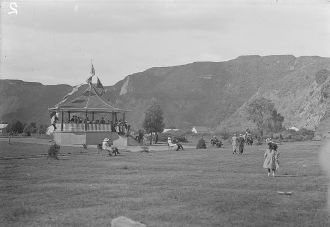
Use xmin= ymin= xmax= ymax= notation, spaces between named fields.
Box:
xmin=49 ymin=82 xmax=126 ymax=114
xmin=0 ymin=123 xmax=8 ymax=134
xmin=48 ymin=75 xmax=130 ymax=147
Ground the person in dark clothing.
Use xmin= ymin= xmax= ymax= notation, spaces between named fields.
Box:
xmin=155 ymin=133 xmax=159 ymax=144
xmin=138 ymin=130 xmax=144 ymax=143
xmin=238 ymin=134 xmax=245 ymax=154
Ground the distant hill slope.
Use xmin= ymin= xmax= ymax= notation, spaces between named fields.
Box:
xmin=0 ymin=80 xmax=72 ymax=124
xmin=1 ymin=55 xmax=330 ymax=135
xmin=106 ymin=55 xmax=330 ymax=131
xmin=218 ymin=56 xmax=330 ymax=132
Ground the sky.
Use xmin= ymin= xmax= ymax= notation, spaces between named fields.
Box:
xmin=1 ymin=0 xmax=330 ymax=86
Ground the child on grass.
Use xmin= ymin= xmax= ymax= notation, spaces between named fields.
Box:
xmin=263 ymin=138 xmax=280 ymax=177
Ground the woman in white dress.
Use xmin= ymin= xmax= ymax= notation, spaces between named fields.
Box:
xmin=263 ymin=138 xmax=280 ymax=177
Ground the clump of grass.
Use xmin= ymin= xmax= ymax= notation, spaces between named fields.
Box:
xmin=48 ymin=143 xmax=60 ymax=160
xmin=196 ymin=138 xmax=206 ymax=149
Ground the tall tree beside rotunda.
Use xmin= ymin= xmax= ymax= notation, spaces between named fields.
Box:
xmin=143 ymin=101 xmax=165 ymax=145
xmin=245 ymin=97 xmax=284 ymax=137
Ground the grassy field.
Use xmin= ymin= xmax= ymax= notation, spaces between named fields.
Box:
xmin=0 ymin=140 xmax=329 ymax=226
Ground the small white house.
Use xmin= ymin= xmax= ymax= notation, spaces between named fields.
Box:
xmin=192 ymin=126 xmax=210 ymax=134
xmin=0 ymin=124 xmax=8 ymax=134
xmin=289 ymin=126 xmax=299 ymax=132
xmin=163 ymin=128 xmax=180 ymax=133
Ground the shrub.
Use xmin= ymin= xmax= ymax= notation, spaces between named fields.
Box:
xmin=23 ymin=124 xmax=32 ymax=136
xmin=303 ymin=134 xmax=314 ymax=140
xmin=159 ymin=133 xmax=171 ymax=142
xmin=272 ymin=133 xmax=280 ymax=140
xmin=159 ymin=130 xmax=188 ymax=143
xmin=173 ymin=135 xmax=188 ymax=143
xmin=255 ymin=136 xmax=263 ymax=145
xmin=298 ymin=128 xmax=314 ymax=137
xmin=38 ymin=124 xmax=48 ymax=134
xmin=292 ymin=134 xmax=304 ymax=141
xmin=196 ymin=138 xmax=207 ymax=149
xmin=6 ymin=120 xmax=24 ymax=134
xmin=48 ymin=143 xmax=60 ymax=159
xmin=274 ymin=128 xmax=314 ymax=142
xmin=315 ymin=69 xmax=330 ymax=85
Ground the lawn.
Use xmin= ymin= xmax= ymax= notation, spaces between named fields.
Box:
xmin=0 ymin=140 xmax=329 ymax=226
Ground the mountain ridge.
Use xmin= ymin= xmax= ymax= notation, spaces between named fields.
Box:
xmin=1 ymin=55 xmax=330 ymax=136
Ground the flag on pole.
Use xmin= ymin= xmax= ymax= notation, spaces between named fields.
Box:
xmin=96 ymin=77 xmax=104 ymax=89
xmin=86 ymin=63 xmax=95 ymax=84
xmin=86 ymin=76 xmax=93 ymax=84
xmin=96 ymin=77 xmax=105 ymax=95
xmin=91 ymin=63 xmax=95 ymax=76
xmin=55 ymin=83 xmax=83 ymax=108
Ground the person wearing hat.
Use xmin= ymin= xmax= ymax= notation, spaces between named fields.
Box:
xmin=168 ymin=136 xmax=184 ymax=151
xmin=232 ymin=133 xmax=238 ymax=154
xmin=167 ymin=137 xmax=175 ymax=150
xmin=263 ymin=138 xmax=280 ymax=177
xmin=102 ymin=138 xmax=112 ymax=156
xmin=102 ymin=138 xmax=119 ymax=156
xmin=167 ymin=137 xmax=172 ymax=146
xmin=238 ymin=134 xmax=245 ymax=155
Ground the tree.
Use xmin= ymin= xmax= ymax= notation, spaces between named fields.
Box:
xmin=143 ymin=102 xmax=165 ymax=145
xmin=245 ymin=97 xmax=284 ymax=137
xmin=23 ymin=124 xmax=32 ymax=136
xmin=29 ymin=122 xmax=37 ymax=134
xmin=23 ymin=122 xmax=37 ymax=136
xmin=6 ymin=120 xmax=24 ymax=134
xmin=38 ymin=124 xmax=48 ymax=134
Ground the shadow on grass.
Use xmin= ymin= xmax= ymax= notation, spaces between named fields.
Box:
xmin=102 ymin=154 xmax=126 ymax=157
xmin=3 ymin=206 xmax=38 ymax=222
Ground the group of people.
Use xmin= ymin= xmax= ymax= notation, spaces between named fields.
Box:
xmin=231 ymin=133 xmax=246 ymax=155
xmin=68 ymin=116 xmax=108 ymax=124
xmin=134 ymin=131 xmax=161 ymax=145
xmin=112 ymin=120 xmax=130 ymax=135
xmin=231 ymin=129 xmax=254 ymax=154
xmin=232 ymin=131 xmax=280 ymax=176
xmin=210 ymin=136 xmax=223 ymax=148
xmin=99 ymin=137 xmax=120 ymax=156
xmin=102 ymin=129 xmax=280 ymax=176
xmin=50 ymin=112 xmax=130 ymax=135
xmin=68 ymin=115 xmax=83 ymax=124
xmin=167 ymin=137 xmax=184 ymax=151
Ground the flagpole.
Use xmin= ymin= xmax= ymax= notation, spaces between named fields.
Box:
xmin=86 ymin=58 xmax=95 ymax=85
xmin=90 ymin=58 xmax=92 ymax=86
xmin=91 ymin=58 xmax=93 ymax=71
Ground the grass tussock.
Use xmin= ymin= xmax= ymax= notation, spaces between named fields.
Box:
xmin=48 ymin=143 xmax=60 ymax=159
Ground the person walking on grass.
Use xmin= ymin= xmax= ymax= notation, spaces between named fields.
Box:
xmin=232 ymin=133 xmax=238 ymax=154
xmin=238 ymin=134 xmax=245 ymax=154
xmin=263 ymin=138 xmax=280 ymax=177
xmin=102 ymin=138 xmax=120 ymax=156
xmin=102 ymin=138 xmax=112 ymax=156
